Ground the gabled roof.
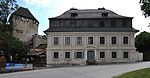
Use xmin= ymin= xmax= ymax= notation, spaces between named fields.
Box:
xmin=52 ymin=8 xmax=132 ymax=19
xmin=12 ymin=7 xmax=39 ymax=23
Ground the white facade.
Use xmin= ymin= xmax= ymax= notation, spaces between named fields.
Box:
xmin=46 ymin=32 xmax=138 ymax=65
xmin=45 ymin=8 xmax=140 ymax=65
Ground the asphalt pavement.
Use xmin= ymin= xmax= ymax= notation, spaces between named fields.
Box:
xmin=1 ymin=62 xmax=150 ymax=78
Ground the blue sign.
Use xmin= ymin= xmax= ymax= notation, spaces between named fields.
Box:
xmin=6 ymin=63 xmax=33 ymax=71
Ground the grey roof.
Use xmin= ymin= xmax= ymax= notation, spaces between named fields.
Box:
xmin=45 ymin=8 xmax=138 ymax=33
xmin=12 ymin=7 xmax=39 ymax=23
xmin=52 ymin=8 xmax=132 ymax=19
xmin=44 ymin=27 xmax=138 ymax=32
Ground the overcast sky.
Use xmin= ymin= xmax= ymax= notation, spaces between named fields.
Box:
xmin=17 ymin=0 xmax=150 ymax=35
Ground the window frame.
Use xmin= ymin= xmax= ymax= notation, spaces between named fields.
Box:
xmin=76 ymin=52 xmax=83 ymax=58
xmin=65 ymin=52 xmax=70 ymax=58
xmin=99 ymin=20 xmax=104 ymax=27
xmin=112 ymin=52 xmax=117 ymax=58
xmin=111 ymin=19 xmax=116 ymax=27
xmin=100 ymin=37 xmax=105 ymax=44
xmin=123 ymin=37 xmax=128 ymax=44
xmin=54 ymin=52 xmax=59 ymax=58
xmin=111 ymin=37 xmax=117 ymax=44
xmin=77 ymin=37 xmax=82 ymax=45
xmin=65 ymin=37 xmax=71 ymax=45
xmin=88 ymin=37 xmax=94 ymax=45
xmin=100 ymin=52 xmax=105 ymax=58
xmin=54 ymin=37 xmax=59 ymax=45
xmin=123 ymin=52 xmax=128 ymax=58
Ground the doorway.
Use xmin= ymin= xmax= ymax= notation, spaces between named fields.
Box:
xmin=87 ymin=50 xmax=95 ymax=64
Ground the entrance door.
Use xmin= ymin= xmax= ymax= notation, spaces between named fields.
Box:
xmin=87 ymin=50 xmax=95 ymax=64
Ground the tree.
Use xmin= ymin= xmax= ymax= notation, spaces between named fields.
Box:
xmin=135 ymin=31 xmax=150 ymax=61
xmin=0 ymin=23 xmax=29 ymax=62
xmin=0 ymin=0 xmax=19 ymax=24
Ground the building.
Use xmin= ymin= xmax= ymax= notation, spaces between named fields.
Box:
xmin=9 ymin=7 xmax=39 ymax=42
xmin=44 ymin=8 xmax=139 ymax=65
xmin=32 ymin=34 xmax=47 ymax=48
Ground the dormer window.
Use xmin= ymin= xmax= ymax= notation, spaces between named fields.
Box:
xmin=101 ymin=12 xmax=108 ymax=17
xmin=71 ymin=13 xmax=78 ymax=17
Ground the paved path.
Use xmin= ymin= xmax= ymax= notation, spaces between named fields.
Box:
xmin=1 ymin=62 xmax=150 ymax=78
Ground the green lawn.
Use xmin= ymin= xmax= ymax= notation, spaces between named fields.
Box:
xmin=114 ymin=68 xmax=150 ymax=78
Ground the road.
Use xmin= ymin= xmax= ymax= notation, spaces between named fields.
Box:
xmin=1 ymin=62 xmax=150 ymax=78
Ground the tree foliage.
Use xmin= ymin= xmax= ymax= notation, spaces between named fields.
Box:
xmin=140 ymin=0 xmax=150 ymax=17
xmin=135 ymin=31 xmax=150 ymax=52
xmin=135 ymin=31 xmax=150 ymax=61
xmin=0 ymin=0 xmax=19 ymax=24
xmin=0 ymin=23 xmax=29 ymax=62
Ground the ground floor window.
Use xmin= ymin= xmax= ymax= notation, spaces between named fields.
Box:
xmin=65 ymin=52 xmax=70 ymax=58
xmin=54 ymin=52 xmax=59 ymax=58
xmin=112 ymin=52 xmax=117 ymax=58
xmin=75 ymin=52 xmax=83 ymax=58
xmin=123 ymin=52 xmax=128 ymax=58
xmin=100 ymin=52 xmax=105 ymax=58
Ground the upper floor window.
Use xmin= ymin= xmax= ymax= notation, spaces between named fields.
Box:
xmin=65 ymin=37 xmax=70 ymax=45
xmin=88 ymin=37 xmax=93 ymax=45
xmin=70 ymin=20 xmax=77 ymax=26
xmin=123 ymin=37 xmax=128 ymax=44
xmin=54 ymin=21 xmax=59 ymax=27
xmin=112 ymin=52 xmax=117 ymax=58
xmin=77 ymin=37 xmax=82 ymax=45
xmin=123 ymin=52 xmax=128 ymax=58
xmin=122 ymin=20 xmax=127 ymax=27
xmin=54 ymin=37 xmax=59 ymax=45
xmin=100 ymin=52 xmax=105 ymax=58
xmin=111 ymin=20 xmax=116 ymax=27
xmin=65 ymin=52 xmax=70 ymax=58
xmin=100 ymin=37 xmax=105 ymax=44
xmin=54 ymin=52 xmax=59 ymax=58
xmin=99 ymin=20 xmax=104 ymax=27
xmin=111 ymin=37 xmax=117 ymax=44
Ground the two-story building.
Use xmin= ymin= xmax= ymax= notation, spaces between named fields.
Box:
xmin=44 ymin=8 xmax=139 ymax=65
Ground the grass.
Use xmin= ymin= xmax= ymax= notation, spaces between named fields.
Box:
xmin=114 ymin=68 xmax=150 ymax=78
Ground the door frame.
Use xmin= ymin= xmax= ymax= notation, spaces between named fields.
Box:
xmin=86 ymin=50 xmax=95 ymax=64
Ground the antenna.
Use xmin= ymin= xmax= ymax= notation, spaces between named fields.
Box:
xmin=72 ymin=0 xmax=75 ymax=9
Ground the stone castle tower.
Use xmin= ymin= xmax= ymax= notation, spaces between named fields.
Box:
xmin=10 ymin=7 xmax=39 ymax=42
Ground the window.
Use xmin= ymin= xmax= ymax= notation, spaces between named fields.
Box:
xmin=65 ymin=37 xmax=70 ymax=45
xmin=111 ymin=20 xmax=115 ymax=27
xmin=77 ymin=37 xmax=82 ymax=45
xmin=54 ymin=52 xmax=59 ymax=58
xmin=65 ymin=52 xmax=70 ymax=58
xmin=100 ymin=52 xmax=105 ymax=58
xmin=99 ymin=20 xmax=104 ymax=27
xmin=71 ymin=13 xmax=78 ymax=17
xmin=75 ymin=52 xmax=83 ymax=58
xmin=123 ymin=52 xmax=128 ymax=58
xmin=123 ymin=37 xmax=128 ymax=44
xmin=88 ymin=37 xmax=93 ymax=44
xmin=54 ymin=37 xmax=59 ymax=45
xmin=111 ymin=37 xmax=116 ymax=44
xmin=100 ymin=37 xmax=105 ymax=44
xmin=122 ymin=20 xmax=127 ymax=27
xmin=70 ymin=20 xmax=77 ymax=26
xmin=112 ymin=52 xmax=117 ymax=58
xmin=101 ymin=12 xmax=108 ymax=17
